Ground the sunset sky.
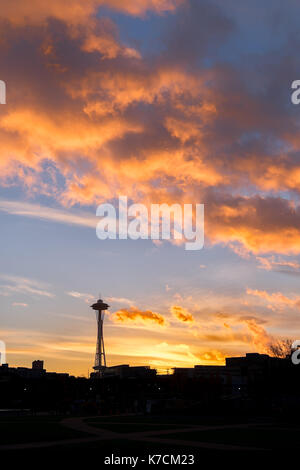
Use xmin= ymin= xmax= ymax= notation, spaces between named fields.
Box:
xmin=1 ymin=0 xmax=300 ymax=376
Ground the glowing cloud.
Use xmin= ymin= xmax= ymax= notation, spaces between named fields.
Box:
xmin=112 ymin=307 xmax=166 ymax=326
xmin=247 ymin=288 xmax=300 ymax=309
xmin=170 ymin=305 xmax=194 ymax=323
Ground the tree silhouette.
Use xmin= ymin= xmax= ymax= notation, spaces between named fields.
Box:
xmin=268 ymin=338 xmax=293 ymax=358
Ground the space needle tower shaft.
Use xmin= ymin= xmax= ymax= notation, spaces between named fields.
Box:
xmin=90 ymin=298 xmax=109 ymax=376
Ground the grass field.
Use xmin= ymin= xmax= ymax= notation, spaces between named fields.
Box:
xmin=0 ymin=415 xmax=88 ymax=444
xmin=155 ymin=426 xmax=298 ymax=450
xmin=0 ymin=413 xmax=298 ymax=461
xmin=84 ymin=414 xmax=249 ymax=425
xmin=2 ymin=437 xmax=259 ymax=459
xmin=85 ymin=417 xmax=189 ymax=433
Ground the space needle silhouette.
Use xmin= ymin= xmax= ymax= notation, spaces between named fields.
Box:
xmin=90 ymin=296 xmax=109 ymax=376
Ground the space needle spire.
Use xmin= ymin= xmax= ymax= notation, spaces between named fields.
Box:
xmin=90 ymin=297 xmax=109 ymax=376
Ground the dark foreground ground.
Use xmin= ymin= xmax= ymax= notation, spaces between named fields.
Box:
xmin=0 ymin=413 xmax=297 ymax=464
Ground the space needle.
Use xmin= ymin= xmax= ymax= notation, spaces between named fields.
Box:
xmin=90 ymin=297 xmax=109 ymax=376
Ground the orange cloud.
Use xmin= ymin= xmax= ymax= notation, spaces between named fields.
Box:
xmin=197 ymin=350 xmax=225 ymax=363
xmin=112 ymin=307 xmax=166 ymax=326
xmin=242 ymin=318 xmax=271 ymax=353
xmin=102 ymin=0 xmax=186 ymax=16
xmin=170 ymin=305 xmax=194 ymax=323
xmin=256 ymin=256 xmax=300 ymax=272
xmin=205 ymin=195 xmax=300 ymax=255
xmin=247 ymin=288 xmax=300 ymax=309
xmin=1 ymin=0 xmax=300 ymax=263
xmin=0 ymin=0 xmax=185 ymax=26
xmin=214 ymin=312 xmax=274 ymax=354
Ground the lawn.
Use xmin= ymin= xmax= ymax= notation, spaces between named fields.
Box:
xmin=155 ymin=426 xmax=299 ymax=450
xmin=84 ymin=414 xmax=247 ymax=426
xmin=0 ymin=416 xmax=89 ymax=445
xmin=84 ymin=419 xmax=187 ymax=433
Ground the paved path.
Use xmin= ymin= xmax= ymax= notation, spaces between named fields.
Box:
xmin=74 ymin=418 xmax=269 ymax=451
xmin=0 ymin=417 xmax=270 ymax=452
xmin=0 ymin=436 xmax=103 ymax=451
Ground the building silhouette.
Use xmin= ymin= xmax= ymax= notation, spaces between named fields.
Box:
xmin=0 ymin=352 xmax=299 ymax=416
